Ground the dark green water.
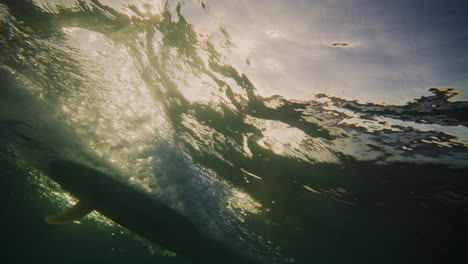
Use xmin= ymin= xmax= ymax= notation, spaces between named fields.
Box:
xmin=1 ymin=1 xmax=468 ymax=263
xmin=1 ymin=150 xmax=193 ymax=263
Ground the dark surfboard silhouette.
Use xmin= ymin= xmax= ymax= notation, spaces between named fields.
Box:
xmin=45 ymin=160 xmax=260 ymax=264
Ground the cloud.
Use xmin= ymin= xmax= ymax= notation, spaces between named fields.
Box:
xmin=194 ymin=0 xmax=468 ymax=104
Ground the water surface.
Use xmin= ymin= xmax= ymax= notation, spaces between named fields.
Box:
xmin=1 ymin=0 xmax=467 ymax=263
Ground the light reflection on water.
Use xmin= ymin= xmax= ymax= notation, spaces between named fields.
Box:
xmin=1 ymin=0 xmax=467 ymax=263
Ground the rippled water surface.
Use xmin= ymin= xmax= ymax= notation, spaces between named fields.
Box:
xmin=1 ymin=1 xmax=467 ymax=263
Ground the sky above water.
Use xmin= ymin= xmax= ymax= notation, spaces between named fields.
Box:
xmin=191 ymin=0 xmax=468 ymax=104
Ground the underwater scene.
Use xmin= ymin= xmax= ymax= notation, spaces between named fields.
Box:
xmin=1 ymin=0 xmax=467 ymax=263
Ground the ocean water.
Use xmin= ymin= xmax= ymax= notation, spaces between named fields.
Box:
xmin=1 ymin=0 xmax=467 ymax=263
